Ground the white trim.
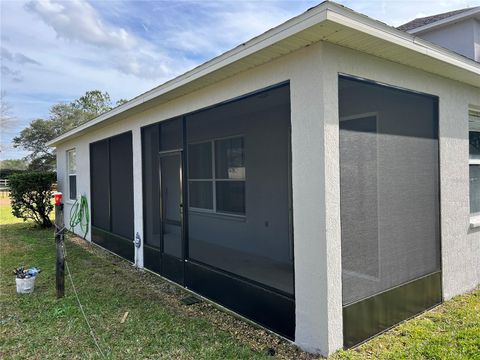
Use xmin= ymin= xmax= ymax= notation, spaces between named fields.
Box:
xmin=407 ymin=7 xmax=480 ymax=35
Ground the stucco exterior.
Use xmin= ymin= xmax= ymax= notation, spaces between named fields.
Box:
xmin=54 ymin=40 xmax=480 ymax=357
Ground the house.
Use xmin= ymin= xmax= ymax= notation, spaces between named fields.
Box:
xmin=47 ymin=1 xmax=480 ymax=356
xmin=398 ymin=6 xmax=480 ymax=62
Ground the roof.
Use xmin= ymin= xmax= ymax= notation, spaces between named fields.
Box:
xmin=398 ymin=6 xmax=480 ymax=34
xmin=47 ymin=1 xmax=480 ymax=147
xmin=398 ymin=8 xmax=475 ymax=31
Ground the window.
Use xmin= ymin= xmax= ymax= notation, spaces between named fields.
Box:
xmin=188 ymin=136 xmax=245 ymax=215
xmin=469 ymin=110 xmax=480 ymax=215
xmin=67 ymin=149 xmax=77 ymax=200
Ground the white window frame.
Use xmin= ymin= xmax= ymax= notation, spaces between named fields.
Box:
xmin=66 ymin=148 xmax=77 ymax=201
xmin=469 ymin=109 xmax=480 ymax=225
xmin=188 ymin=135 xmax=246 ymax=217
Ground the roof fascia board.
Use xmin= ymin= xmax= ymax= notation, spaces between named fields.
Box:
xmin=407 ymin=7 xmax=480 ymax=35
xmin=325 ymin=4 xmax=480 ymax=73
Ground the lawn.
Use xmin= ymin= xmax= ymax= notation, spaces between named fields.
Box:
xmin=0 ymin=202 xmax=479 ymax=359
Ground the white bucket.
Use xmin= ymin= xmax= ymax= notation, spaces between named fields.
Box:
xmin=16 ymin=277 xmax=36 ymax=294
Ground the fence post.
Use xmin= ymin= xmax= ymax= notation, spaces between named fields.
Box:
xmin=54 ymin=193 xmax=65 ymax=299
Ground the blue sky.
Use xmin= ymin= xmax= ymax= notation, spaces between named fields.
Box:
xmin=1 ymin=0 xmax=479 ymax=160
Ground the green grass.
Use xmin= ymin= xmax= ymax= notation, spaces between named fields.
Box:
xmin=332 ymin=289 xmax=480 ymax=360
xmin=1 ymin=203 xmax=479 ymax=359
xmin=0 ymin=206 xmax=283 ymax=359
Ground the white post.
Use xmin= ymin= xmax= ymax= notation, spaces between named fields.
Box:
xmin=132 ymin=127 xmax=144 ymax=268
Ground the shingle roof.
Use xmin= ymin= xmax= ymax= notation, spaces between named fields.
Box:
xmin=398 ymin=7 xmax=476 ymax=32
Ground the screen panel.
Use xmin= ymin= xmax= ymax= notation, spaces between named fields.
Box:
xmin=339 ymin=76 xmax=441 ymax=347
xmin=142 ymin=125 xmax=161 ymax=248
xmin=110 ymin=132 xmax=134 ymax=239
xmin=90 ymin=139 xmax=110 ymax=231
xmin=186 ymin=84 xmax=294 ymax=295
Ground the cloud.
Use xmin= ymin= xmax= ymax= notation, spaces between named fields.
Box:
xmin=25 ymin=0 xmax=137 ymax=50
xmin=1 ymin=65 xmax=23 ymax=82
xmin=1 ymin=47 xmax=41 ymax=65
xmin=23 ymin=0 xmax=181 ymax=79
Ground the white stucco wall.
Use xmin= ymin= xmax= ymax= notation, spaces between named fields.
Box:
xmin=55 ymin=39 xmax=480 ymax=356
xmin=417 ymin=19 xmax=479 ymax=62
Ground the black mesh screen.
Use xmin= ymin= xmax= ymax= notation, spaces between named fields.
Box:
xmin=160 ymin=117 xmax=183 ymax=151
xmin=142 ymin=125 xmax=161 ymax=248
xmin=186 ymin=85 xmax=294 ymax=294
xmin=339 ymin=77 xmax=440 ymax=306
xmin=90 ymin=132 xmax=134 ymax=240
xmin=110 ymin=132 xmax=134 ymax=239
xmin=90 ymin=139 xmax=110 ymax=231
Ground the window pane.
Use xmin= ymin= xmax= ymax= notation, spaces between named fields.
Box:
xmin=215 ymin=137 xmax=245 ymax=179
xmin=216 ymin=181 xmax=245 ymax=215
xmin=470 ymin=165 xmax=480 ymax=214
xmin=68 ymin=150 xmax=76 ymax=174
xmin=69 ymin=175 xmax=77 ymax=200
xmin=188 ymin=142 xmax=212 ymax=179
xmin=469 ymin=132 xmax=480 ymax=160
xmin=189 ymin=181 xmax=213 ymax=209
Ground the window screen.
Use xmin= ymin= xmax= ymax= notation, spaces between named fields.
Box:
xmin=90 ymin=132 xmax=134 ymax=240
xmin=186 ymin=85 xmax=293 ymax=294
xmin=110 ymin=133 xmax=134 ymax=239
xmin=142 ymin=125 xmax=161 ymax=248
xmin=339 ymin=77 xmax=440 ymax=306
xmin=90 ymin=140 xmax=110 ymax=231
xmin=67 ymin=149 xmax=77 ymax=200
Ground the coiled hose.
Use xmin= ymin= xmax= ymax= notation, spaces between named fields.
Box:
xmin=69 ymin=195 xmax=89 ymax=239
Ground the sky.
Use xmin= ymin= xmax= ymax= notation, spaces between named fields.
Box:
xmin=1 ymin=0 xmax=479 ymax=160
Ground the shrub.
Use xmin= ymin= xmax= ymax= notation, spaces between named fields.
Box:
xmin=9 ymin=172 xmax=56 ymax=228
xmin=0 ymin=169 xmax=26 ymax=178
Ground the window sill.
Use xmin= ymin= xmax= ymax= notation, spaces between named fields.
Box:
xmin=469 ymin=215 xmax=480 ymax=229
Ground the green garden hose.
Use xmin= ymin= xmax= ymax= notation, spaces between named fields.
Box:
xmin=69 ymin=195 xmax=89 ymax=239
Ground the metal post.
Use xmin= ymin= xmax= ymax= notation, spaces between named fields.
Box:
xmin=55 ymin=201 xmax=65 ymax=299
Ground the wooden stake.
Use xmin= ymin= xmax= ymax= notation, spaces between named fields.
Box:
xmin=55 ymin=203 xmax=65 ymax=299
xmin=120 ymin=311 xmax=129 ymax=324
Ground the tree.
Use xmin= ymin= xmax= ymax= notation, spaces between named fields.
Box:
xmin=0 ymin=159 xmax=28 ymax=171
xmin=72 ymin=90 xmax=112 ymax=116
xmin=13 ymin=90 xmax=127 ymax=171
xmin=116 ymin=99 xmax=128 ymax=107
xmin=13 ymin=118 xmax=58 ymax=171
xmin=0 ymin=159 xmax=28 ymax=178
xmin=9 ymin=172 xmax=56 ymax=228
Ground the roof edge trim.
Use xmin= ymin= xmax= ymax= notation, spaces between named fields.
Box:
xmin=407 ymin=7 xmax=480 ymax=34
